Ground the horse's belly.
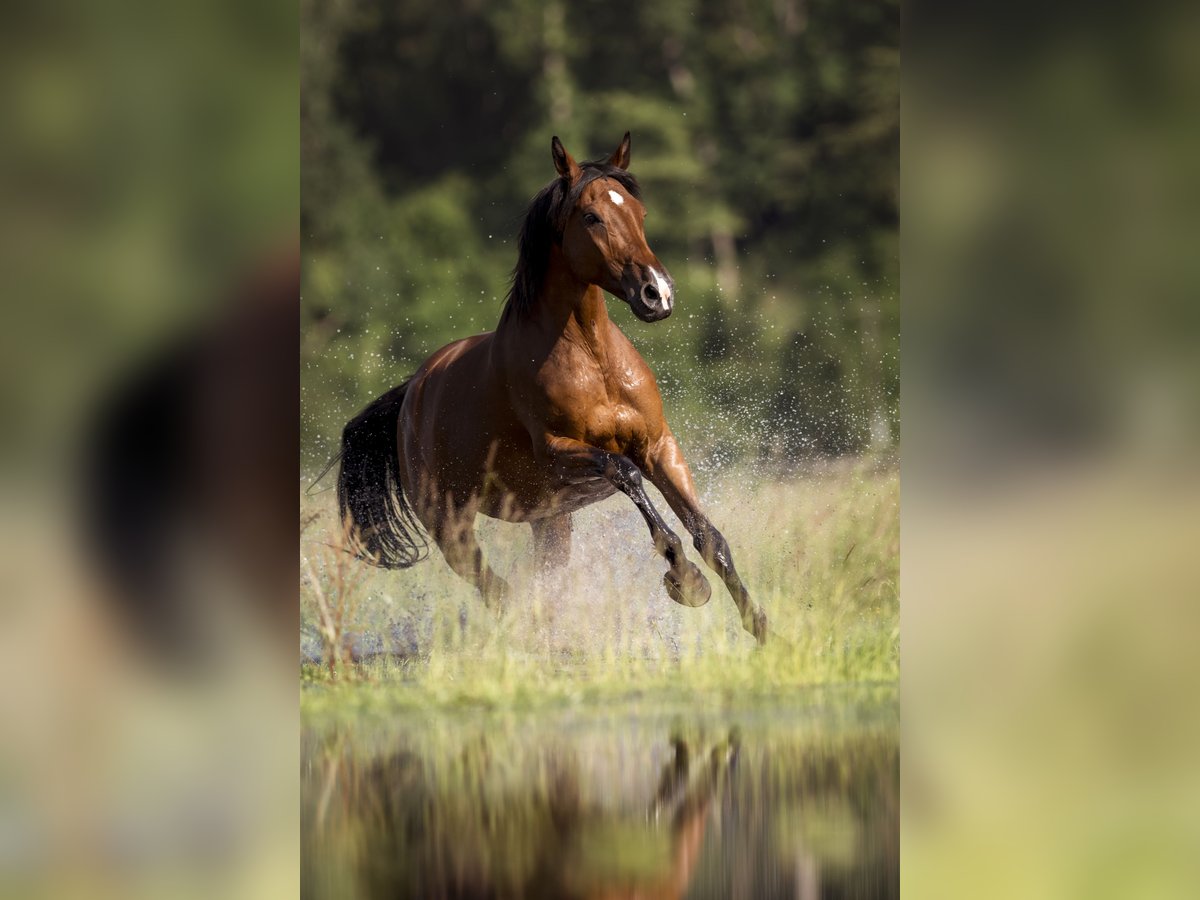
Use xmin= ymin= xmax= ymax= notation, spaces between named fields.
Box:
xmin=545 ymin=478 xmax=619 ymax=515
xmin=481 ymin=474 xmax=617 ymax=521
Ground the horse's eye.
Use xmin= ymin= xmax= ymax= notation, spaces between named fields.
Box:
xmin=583 ymin=212 xmax=601 ymax=226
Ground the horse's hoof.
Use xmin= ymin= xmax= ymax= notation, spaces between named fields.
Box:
xmin=664 ymin=565 xmax=711 ymax=608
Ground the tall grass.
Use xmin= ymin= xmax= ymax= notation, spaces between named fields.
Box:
xmin=300 ymin=459 xmax=898 ymax=710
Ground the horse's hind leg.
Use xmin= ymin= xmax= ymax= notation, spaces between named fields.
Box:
xmin=530 ymin=514 xmax=572 ymax=571
xmin=429 ymin=508 xmax=509 ymax=611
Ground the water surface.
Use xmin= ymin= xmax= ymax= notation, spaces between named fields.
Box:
xmin=302 ymin=687 xmax=897 ymax=899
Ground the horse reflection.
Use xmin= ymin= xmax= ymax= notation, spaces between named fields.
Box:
xmin=306 ymin=730 xmax=736 ymax=900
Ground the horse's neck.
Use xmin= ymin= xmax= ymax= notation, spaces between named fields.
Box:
xmin=532 ymin=250 xmax=613 ymax=359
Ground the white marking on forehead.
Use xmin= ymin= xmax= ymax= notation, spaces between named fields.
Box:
xmin=650 ymin=267 xmax=673 ymax=310
xmin=607 ymin=190 xmax=624 ymax=206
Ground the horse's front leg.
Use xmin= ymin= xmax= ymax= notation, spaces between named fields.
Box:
xmin=641 ymin=431 xmax=768 ymax=644
xmin=540 ymin=436 xmax=711 ymax=608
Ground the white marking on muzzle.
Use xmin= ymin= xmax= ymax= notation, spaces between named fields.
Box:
xmin=650 ymin=267 xmax=672 ymax=310
xmin=607 ymin=190 xmax=624 ymax=206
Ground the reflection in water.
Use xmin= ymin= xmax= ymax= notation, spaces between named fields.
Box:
xmin=302 ymin=698 xmax=897 ymax=899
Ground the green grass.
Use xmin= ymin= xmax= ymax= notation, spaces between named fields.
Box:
xmin=300 ymin=459 xmax=898 ymax=712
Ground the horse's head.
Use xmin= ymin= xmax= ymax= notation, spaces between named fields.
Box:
xmin=551 ymin=133 xmax=675 ymax=323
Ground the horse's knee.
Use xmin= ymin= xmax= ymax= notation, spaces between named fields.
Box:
xmin=603 ymin=453 xmax=642 ymax=489
xmin=432 ymin=520 xmax=480 ymax=573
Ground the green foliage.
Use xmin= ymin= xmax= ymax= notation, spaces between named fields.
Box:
xmin=301 ymin=0 xmax=898 ymax=469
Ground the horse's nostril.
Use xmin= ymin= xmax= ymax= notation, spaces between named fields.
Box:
xmin=643 ymin=283 xmax=660 ymax=302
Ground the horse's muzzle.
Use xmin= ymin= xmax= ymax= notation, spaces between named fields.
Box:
xmin=623 ymin=265 xmax=675 ymax=322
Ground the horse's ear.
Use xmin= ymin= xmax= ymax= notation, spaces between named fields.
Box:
xmin=551 ymin=136 xmax=581 ymax=182
xmin=607 ymin=131 xmax=632 ymax=170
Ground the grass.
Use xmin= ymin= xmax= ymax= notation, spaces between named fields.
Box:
xmin=300 ymin=458 xmax=898 ymax=712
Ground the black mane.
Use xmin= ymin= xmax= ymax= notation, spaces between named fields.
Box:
xmin=501 ymin=161 xmax=641 ymax=320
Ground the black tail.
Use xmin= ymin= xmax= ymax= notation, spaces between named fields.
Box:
xmin=335 ymin=380 xmax=429 ymax=569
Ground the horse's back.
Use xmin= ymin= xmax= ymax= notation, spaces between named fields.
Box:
xmin=401 ymin=330 xmax=495 ymax=455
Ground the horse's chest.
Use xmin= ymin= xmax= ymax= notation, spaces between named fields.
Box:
xmin=543 ymin=374 xmax=643 ymax=453
xmin=582 ymin=402 xmax=642 ymax=453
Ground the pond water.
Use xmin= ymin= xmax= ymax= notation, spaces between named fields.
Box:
xmin=302 ymin=687 xmax=897 ymax=899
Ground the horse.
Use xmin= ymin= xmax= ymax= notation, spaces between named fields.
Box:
xmin=335 ymin=132 xmax=768 ymax=644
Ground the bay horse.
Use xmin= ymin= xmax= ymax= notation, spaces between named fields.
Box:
xmin=336 ymin=133 xmax=767 ymax=643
